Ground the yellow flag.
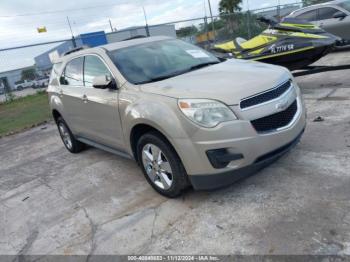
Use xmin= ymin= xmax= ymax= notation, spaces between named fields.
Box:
xmin=37 ymin=27 xmax=47 ymax=33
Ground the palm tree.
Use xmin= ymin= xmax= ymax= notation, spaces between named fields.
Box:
xmin=219 ymin=0 xmax=242 ymax=14
xmin=219 ymin=0 xmax=242 ymax=34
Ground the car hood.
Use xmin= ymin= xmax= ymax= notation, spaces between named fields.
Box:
xmin=140 ymin=59 xmax=291 ymax=105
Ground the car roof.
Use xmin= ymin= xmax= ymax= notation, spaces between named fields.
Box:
xmin=55 ymin=36 xmax=172 ymax=63
xmin=102 ymin=36 xmax=172 ymax=51
xmin=289 ymin=0 xmax=348 ymax=15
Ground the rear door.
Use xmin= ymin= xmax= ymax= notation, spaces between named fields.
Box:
xmin=316 ymin=7 xmax=349 ymax=39
xmin=79 ymin=54 xmax=124 ymax=149
xmin=59 ymin=57 xmax=86 ymax=135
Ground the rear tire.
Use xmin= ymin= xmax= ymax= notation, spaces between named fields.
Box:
xmin=56 ymin=117 xmax=85 ymax=153
xmin=137 ymin=132 xmax=189 ymax=198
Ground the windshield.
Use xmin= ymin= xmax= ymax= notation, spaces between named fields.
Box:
xmin=339 ymin=0 xmax=350 ymax=12
xmin=109 ymin=39 xmax=219 ymax=84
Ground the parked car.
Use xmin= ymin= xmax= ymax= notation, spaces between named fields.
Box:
xmin=14 ymin=79 xmax=35 ymax=90
xmin=48 ymin=36 xmax=306 ymax=197
xmin=33 ymin=77 xmax=49 ymax=88
xmin=288 ymin=0 xmax=350 ymax=43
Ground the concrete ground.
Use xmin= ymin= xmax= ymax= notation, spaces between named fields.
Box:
xmin=0 ymin=51 xmax=350 ymax=256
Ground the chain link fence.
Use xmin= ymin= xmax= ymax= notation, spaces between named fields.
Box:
xmin=173 ymin=13 xmax=267 ymax=50
xmin=172 ymin=2 xmax=303 ymax=48
xmin=0 ymin=2 xmax=303 ymax=102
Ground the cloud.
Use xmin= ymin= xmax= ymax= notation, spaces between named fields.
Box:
xmin=0 ymin=0 xmax=299 ymax=48
xmin=0 ymin=0 xmax=195 ymax=47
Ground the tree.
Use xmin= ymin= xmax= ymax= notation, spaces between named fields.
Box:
xmin=176 ymin=26 xmax=198 ymax=38
xmin=207 ymin=19 xmax=226 ymax=32
xmin=218 ymin=0 xmax=242 ymax=35
xmin=219 ymin=0 xmax=242 ymax=14
xmin=21 ymin=68 xmax=36 ymax=81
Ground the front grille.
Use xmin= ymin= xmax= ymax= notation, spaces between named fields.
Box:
xmin=240 ymin=80 xmax=292 ymax=109
xmin=251 ymin=100 xmax=298 ymax=133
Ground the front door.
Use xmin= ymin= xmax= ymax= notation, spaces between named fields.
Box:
xmin=79 ymin=55 xmax=124 ymax=150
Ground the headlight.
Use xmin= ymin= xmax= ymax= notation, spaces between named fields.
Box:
xmin=178 ymin=99 xmax=237 ymax=128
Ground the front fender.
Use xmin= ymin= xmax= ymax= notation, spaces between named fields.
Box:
xmin=119 ymin=92 xmax=195 ymax=158
xmin=48 ymin=92 xmax=71 ymax=127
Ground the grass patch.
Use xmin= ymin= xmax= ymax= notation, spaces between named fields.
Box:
xmin=0 ymin=91 xmax=52 ymax=136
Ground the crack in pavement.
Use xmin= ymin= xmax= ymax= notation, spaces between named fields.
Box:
xmin=150 ymin=208 xmax=158 ymax=245
xmin=137 ymin=199 xmax=204 ymax=254
xmin=82 ymin=206 xmax=97 ymax=262
xmin=14 ymin=230 xmax=39 ymax=262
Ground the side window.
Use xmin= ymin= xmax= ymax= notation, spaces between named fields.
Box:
xmin=60 ymin=57 xmax=84 ymax=86
xmin=318 ymin=7 xmax=343 ymax=20
xmin=296 ymin=9 xmax=318 ymax=21
xmin=84 ymin=55 xmax=112 ymax=87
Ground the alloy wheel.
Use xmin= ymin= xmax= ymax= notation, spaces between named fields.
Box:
xmin=58 ymin=123 xmax=73 ymax=150
xmin=142 ymin=144 xmax=173 ymax=190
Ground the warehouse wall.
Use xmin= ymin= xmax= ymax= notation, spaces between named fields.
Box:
xmin=0 ymin=66 xmax=34 ymax=90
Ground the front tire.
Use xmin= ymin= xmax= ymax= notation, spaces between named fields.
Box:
xmin=137 ymin=132 xmax=189 ymax=198
xmin=56 ymin=117 xmax=85 ymax=153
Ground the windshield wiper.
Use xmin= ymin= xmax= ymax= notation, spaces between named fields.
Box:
xmin=138 ymin=61 xmax=221 ymax=84
xmin=188 ymin=61 xmax=220 ymax=71
xmin=139 ymin=70 xmax=189 ymax=84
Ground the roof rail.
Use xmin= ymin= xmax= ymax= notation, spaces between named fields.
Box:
xmin=63 ymin=45 xmax=90 ymax=56
xmin=122 ymin=35 xmax=147 ymax=41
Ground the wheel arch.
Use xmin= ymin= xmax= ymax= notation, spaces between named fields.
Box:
xmin=129 ymin=123 xmax=179 ymax=162
xmin=52 ymin=109 xmax=62 ymax=123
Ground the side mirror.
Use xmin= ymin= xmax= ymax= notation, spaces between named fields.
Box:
xmin=333 ymin=11 xmax=347 ymax=20
xmin=92 ymin=75 xmax=117 ymax=90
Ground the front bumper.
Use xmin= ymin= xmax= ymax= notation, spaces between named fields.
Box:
xmin=173 ymin=96 xmax=306 ymax=175
xmin=170 ymin=82 xmax=307 ymax=190
xmin=188 ymin=127 xmax=304 ymax=190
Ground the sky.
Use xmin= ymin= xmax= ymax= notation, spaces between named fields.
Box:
xmin=0 ymin=0 xmax=300 ymax=71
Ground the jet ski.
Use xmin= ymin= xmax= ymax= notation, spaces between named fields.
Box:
xmin=212 ymin=16 xmax=340 ymax=70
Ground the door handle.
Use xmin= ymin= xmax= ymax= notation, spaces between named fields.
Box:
xmin=81 ymin=94 xmax=88 ymax=103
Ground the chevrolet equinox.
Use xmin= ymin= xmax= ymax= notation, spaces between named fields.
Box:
xmin=48 ymin=36 xmax=306 ymax=197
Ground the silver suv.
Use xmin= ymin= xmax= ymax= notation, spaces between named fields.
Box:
xmin=48 ymin=36 xmax=306 ymax=197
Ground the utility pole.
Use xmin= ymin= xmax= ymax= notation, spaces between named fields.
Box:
xmin=207 ymin=0 xmax=216 ymax=42
xmin=109 ymin=19 xmax=114 ymax=32
xmin=277 ymin=0 xmax=281 ymax=21
xmin=246 ymin=0 xmax=251 ymax=38
xmin=142 ymin=6 xmax=150 ymax=37
xmin=66 ymin=16 xmax=76 ymax=48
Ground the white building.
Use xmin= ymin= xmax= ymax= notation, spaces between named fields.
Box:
xmin=0 ymin=66 xmax=35 ymax=91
